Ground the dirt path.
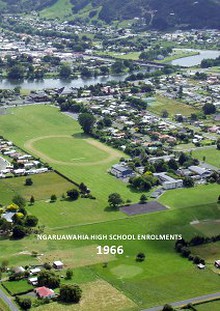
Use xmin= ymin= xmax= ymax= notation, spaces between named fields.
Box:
xmin=24 ymin=135 xmax=122 ymax=166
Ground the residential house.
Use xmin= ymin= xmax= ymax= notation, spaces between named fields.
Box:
xmin=35 ymin=286 xmax=55 ymax=299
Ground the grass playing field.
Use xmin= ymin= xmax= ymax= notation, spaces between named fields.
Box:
xmin=192 ymin=148 xmax=220 ymax=168
xmin=0 ymin=105 xmax=220 ymax=310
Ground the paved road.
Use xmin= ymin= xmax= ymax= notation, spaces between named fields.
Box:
xmin=0 ymin=287 xmax=18 ymax=311
xmin=142 ymin=292 xmax=220 ymax=311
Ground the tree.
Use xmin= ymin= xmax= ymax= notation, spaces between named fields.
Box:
xmin=183 ymin=176 xmax=194 ymax=188
xmin=162 ymin=305 xmax=174 ymax=311
xmin=59 ymin=284 xmax=82 ymax=303
xmin=67 ymin=189 xmax=79 ymax=201
xmin=178 ymin=152 xmax=188 ymax=166
xmin=78 ymin=113 xmax=95 ymax=134
xmin=139 ymin=194 xmax=147 ymax=204
xmin=59 ymin=64 xmax=72 ymax=79
xmin=25 ymin=178 xmax=33 ymax=186
xmin=79 ymin=183 xmax=87 ymax=194
xmin=12 ymin=225 xmax=27 ymax=239
xmin=1 ymin=260 xmax=9 ymax=272
xmin=25 ymin=215 xmax=38 ymax=227
xmin=136 ymin=252 xmax=146 ymax=262
xmin=16 ymin=297 xmax=32 ymax=310
xmin=12 ymin=195 xmax=26 ymax=208
xmin=50 ymin=194 xmax=57 ymax=202
xmin=8 ymin=65 xmax=25 ymax=80
xmin=66 ymin=268 xmax=73 ymax=280
xmin=217 ymin=138 xmax=220 ymax=150
xmin=108 ymin=193 xmax=123 ymax=208
xmin=30 ymin=196 xmax=35 ymax=205
xmin=161 ymin=110 xmax=168 ymax=118
xmin=202 ymin=103 xmax=216 ymax=115
xmin=38 ymin=270 xmax=60 ymax=289
xmin=168 ymin=158 xmax=178 ymax=171
xmin=111 ymin=61 xmax=125 ymax=74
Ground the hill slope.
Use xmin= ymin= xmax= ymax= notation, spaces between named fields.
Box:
xmin=1 ymin=0 xmax=220 ymax=29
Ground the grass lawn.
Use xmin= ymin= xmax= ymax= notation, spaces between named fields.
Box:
xmin=3 ymin=279 xmax=33 ymax=295
xmin=0 ymin=172 xmax=75 ymax=203
xmin=196 ymin=301 xmax=220 ymax=310
xmin=147 ymin=95 xmax=198 ymax=116
xmin=192 ymin=148 xmax=220 ymax=168
xmin=0 ymin=298 xmax=10 ymax=311
xmin=159 ymin=183 xmax=220 ymax=209
xmin=40 ymin=0 xmax=73 ymax=20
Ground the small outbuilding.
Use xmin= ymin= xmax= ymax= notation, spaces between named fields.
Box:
xmin=53 ymin=260 xmax=64 ymax=269
xmin=214 ymin=260 xmax=220 ymax=268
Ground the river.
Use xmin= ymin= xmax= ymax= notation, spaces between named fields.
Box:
xmin=171 ymin=49 xmax=220 ymax=67
xmin=0 ymin=49 xmax=219 ymax=90
xmin=0 ymin=72 xmax=137 ymax=91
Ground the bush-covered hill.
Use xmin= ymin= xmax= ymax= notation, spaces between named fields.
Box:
xmin=0 ymin=0 xmax=58 ymax=13
xmin=1 ymin=0 xmax=220 ymax=29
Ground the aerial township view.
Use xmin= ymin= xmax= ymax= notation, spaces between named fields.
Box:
xmin=0 ymin=1 xmax=219 ymax=311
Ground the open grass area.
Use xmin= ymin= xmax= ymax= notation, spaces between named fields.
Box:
xmin=40 ymin=244 xmax=116 ymax=268
xmin=96 ymin=51 xmax=141 ymax=61
xmin=40 ymin=0 xmax=73 ymax=20
xmin=147 ymin=95 xmax=198 ymax=116
xmin=1 ymin=202 xmax=220 ymax=308
xmin=0 ymin=105 xmax=147 ymax=207
xmin=192 ymin=219 xmax=220 ymax=236
xmin=0 ymin=172 xmax=75 ymax=203
xmin=31 ymin=136 xmax=111 ymax=164
xmin=196 ymin=300 xmax=220 ymax=310
xmin=3 ymin=279 xmax=33 ymax=295
xmin=190 ymin=241 xmax=220 ymax=264
xmin=192 ymin=148 xmax=220 ymax=168
xmin=0 ymin=298 xmax=10 ymax=311
xmin=159 ymin=183 xmax=219 ymax=209
xmin=34 ymin=280 xmax=137 ymax=311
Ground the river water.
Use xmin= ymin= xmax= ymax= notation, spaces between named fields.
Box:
xmin=0 ymin=49 xmax=219 ymax=90
xmin=0 ymin=72 xmax=134 ymax=90
xmin=171 ymin=49 xmax=220 ymax=67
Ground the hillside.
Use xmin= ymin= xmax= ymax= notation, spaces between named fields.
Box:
xmin=1 ymin=0 xmax=220 ymax=29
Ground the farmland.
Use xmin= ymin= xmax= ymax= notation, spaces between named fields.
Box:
xmin=0 ymin=105 xmax=220 ymax=310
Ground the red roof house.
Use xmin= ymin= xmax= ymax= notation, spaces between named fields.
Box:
xmin=35 ymin=286 xmax=55 ymax=299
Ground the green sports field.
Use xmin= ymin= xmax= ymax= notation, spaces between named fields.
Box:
xmin=192 ymin=148 xmax=220 ymax=168
xmin=0 ymin=105 xmax=220 ymax=310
